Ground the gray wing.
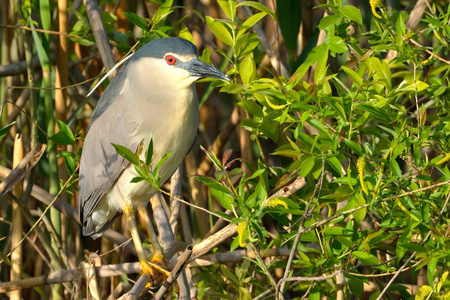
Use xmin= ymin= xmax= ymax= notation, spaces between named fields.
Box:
xmin=78 ymin=68 xmax=139 ymax=227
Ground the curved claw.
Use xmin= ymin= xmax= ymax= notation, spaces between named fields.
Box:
xmin=141 ymin=251 xmax=170 ymax=288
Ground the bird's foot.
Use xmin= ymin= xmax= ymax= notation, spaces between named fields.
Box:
xmin=140 ymin=251 xmax=171 ymax=287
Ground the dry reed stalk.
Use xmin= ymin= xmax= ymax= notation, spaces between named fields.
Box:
xmin=10 ymin=133 xmax=24 ymax=300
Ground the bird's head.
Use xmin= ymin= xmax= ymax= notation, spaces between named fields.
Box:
xmin=132 ymin=37 xmax=230 ymax=88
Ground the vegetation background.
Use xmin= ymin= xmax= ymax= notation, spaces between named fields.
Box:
xmin=0 ymin=0 xmax=449 ymax=299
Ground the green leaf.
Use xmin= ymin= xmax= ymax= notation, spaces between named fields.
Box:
xmin=276 ymin=0 xmax=301 ymax=52
xmin=396 ymin=13 xmax=405 ymax=46
xmin=309 ymin=286 xmax=320 ymax=300
xmin=318 ymin=14 xmax=341 ymax=30
xmin=357 ymin=104 xmax=390 ymax=121
xmin=326 ymin=156 xmax=343 ymax=176
xmin=196 ymin=176 xmax=234 ymax=196
xmin=238 ymin=99 xmax=263 ymax=117
xmin=324 ymin=226 xmax=346 ymax=236
xmin=333 ymin=176 xmax=357 ymax=186
xmin=212 ymin=210 xmax=233 ymax=221
xmin=401 ymin=243 xmax=426 ymax=253
xmin=221 ymin=264 xmax=240 ymax=285
xmin=427 ymin=257 xmax=438 ymax=288
xmin=49 ymin=120 xmax=76 ymax=145
xmin=396 ymin=229 xmax=412 ymax=262
xmin=239 ymin=53 xmax=255 ymax=85
xmin=416 ymin=286 xmax=432 ymax=300
xmin=230 ymin=236 xmax=240 ymax=251
xmin=299 ymin=156 xmax=315 ymax=177
xmin=370 ymin=57 xmax=391 ymax=88
xmin=307 ymin=118 xmax=330 ymax=138
xmin=201 ymin=145 xmax=224 ymax=171
xmin=122 ymin=12 xmax=147 ymax=31
xmin=314 ymin=46 xmax=329 ymax=85
xmin=154 ymin=151 xmax=172 ymax=174
xmin=329 ymin=36 xmax=347 ymax=53
xmin=0 ymin=121 xmax=16 ymax=140
xmin=130 ymin=177 xmax=145 ymax=183
xmin=153 ymin=0 xmax=174 ymax=24
xmin=112 ymin=143 xmax=140 ymax=166
xmin=340 ymin=5 xmax=362 ymax=26
xmin=341 ymin=66 xmax=363 ymax=87
xmin=237 ymin=12 xmax=267 ymax=39
xmin=308 ymin=43 xmax=329 ymax=65
xmin=352 ymin=251 xmax=387 ymax=271
xmin=246 ymin=168 xmax=265 ymax=181
xmin=178 ymin=26 xmax=194 ymax=43
xmin=70 ymin=37 xmax=95 ymax=46
xmin=237 ymin=1 xmax=275 ymax=19
xmin=0 ymin=251 xmax=11 ymax=266
xmin=217 ymin=0 xmax=236 ymax=20
xmin=353 ymin=193 xmax=367 ymax=223
xmin=205 ymin=16 xmax=233 ymax=46
xmin=145 ymin=138 xmax=153 ymax=165
xmin=211 ymin=188 xmax=234 ymax=210
xmin=59 ymin=151 xmax=76 ymax=175
xmin=389 ymin=158 xmax=402 ymax=177
xmin=344 ymin=274 xmax=364 ymax=298
xmin=345 ymin=139 xmax=363 ymax=156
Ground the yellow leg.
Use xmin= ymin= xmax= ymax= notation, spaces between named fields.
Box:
xmin=137 ymin=207 xmax=168 ymax=271
xmin=123 ymin=205 xmax=170 ymax=279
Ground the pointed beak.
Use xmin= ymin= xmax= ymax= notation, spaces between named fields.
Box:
xmin=182 ymin=58 xmax=230 ymax=82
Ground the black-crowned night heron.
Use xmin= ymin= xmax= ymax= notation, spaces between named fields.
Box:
xmin=78 ymin=37 xmax=229 ymax=277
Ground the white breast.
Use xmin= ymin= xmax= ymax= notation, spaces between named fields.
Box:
xmin=106 ymin=79 xmax=198 ymax=211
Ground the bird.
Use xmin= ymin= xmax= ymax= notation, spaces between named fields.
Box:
xmin=78 ymin=37 xmax=229 ymax=276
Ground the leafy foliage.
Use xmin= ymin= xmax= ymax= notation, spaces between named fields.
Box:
xmin=1 ymin=0 xmax=449 ymax=299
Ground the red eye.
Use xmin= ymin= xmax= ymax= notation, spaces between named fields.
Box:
xmin=165 ymin=55 xmax=176 ymax=65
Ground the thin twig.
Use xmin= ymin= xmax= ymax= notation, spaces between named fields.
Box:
xmin=280 ymin=160 xmax=323 ymax=294
xmin=0 ymin=24 xmax=81 ymax=38
xmin=410 ymin=39 xmax=450 ymax=65
xmin=275 ymin=271 xmax=342 ymax=300
xmin=188 ymin=247 xmax=294 ymax=267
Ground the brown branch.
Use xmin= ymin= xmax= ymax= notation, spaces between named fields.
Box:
xmin=0 ymin=55 xmax=49 ymax=77
xmin=410 ymin=39 xmax=450 ymax=65
xmin=149 ymin=193 xmax=190 ymax=298
xmin=84 ymin=0 xmax=116 ymax=73
xmin=0 ymin=262 xmax=141 ymax=293
xmin=154 ymin=245 xmax=193 ymax=300
xmin=188 ymin=247 xmax=293 ymax=267
xmin=406 ymin=0 xmax=428 ymax=30
xmin=0 ymin=143 xmax=46 ymax=198
xmin=0 ymin=53 xmax=98 ymax=77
